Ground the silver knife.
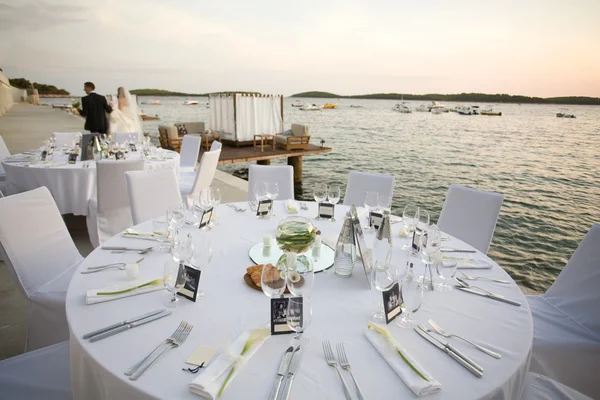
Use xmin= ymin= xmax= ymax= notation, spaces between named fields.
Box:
xmin=85 ymin=257 xmax=145 ymax=271
xmin=457 ymin=287 xmax=522 ymax=306
xmin=88 ymin=311 xmax=171 ymax=342
xmin=441 ymin=248 xmax=477 ymax=253
xmin=281 ymin=345 xmax=303 ymax=400
xmin=415 ymin=325 xmax=483 ymax=377
xmin=268 ymin=346 xmax=295 ymax=400
xmin=101 ymin=246 xmax=147 ymax=251
xmin=83 ymin=309 xmax=166 ymax=339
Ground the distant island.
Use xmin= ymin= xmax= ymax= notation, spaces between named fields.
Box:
xmin=291 ymin=91 xmax=600 ymax=106
xmin=131 ymin=89 xmax=261 ymax=97
xmin=9 ymin=77 xmax=70 ymax=96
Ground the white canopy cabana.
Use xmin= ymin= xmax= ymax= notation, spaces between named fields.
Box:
xmin=209 ymin=93 xmax=283 ymax=144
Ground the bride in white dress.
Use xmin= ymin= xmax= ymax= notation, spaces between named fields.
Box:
xmin=108 ymin=87 xmax=144 ymax=141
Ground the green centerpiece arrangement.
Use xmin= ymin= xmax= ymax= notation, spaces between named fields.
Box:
xmin=275 ymin=216 xmax=316 ymax=254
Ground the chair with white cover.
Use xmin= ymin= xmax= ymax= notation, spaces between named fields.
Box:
xmin=180 ymin=148 xmax=221 ymax=204
xmin=210 ymin=140 xmax=222 ymax=151
xmin=437 ymin=184 xmax=504 ymax=254
xmin=86 ymin=159 xmax=145 ymax=248
xmin=0 ymin=135 xmax=9 ymax=192
xmin=521 ymin=372 xmax=592 ymax=400
xmin=247 ymin=164 xmax=294 ymax=202
xmin=126 ymin=169 xmax=183 ymax=225
xmin=114 ymin=132 xmax=138 ymax=144
xmin=0 ymin=341 xmax=72 ymax=400
xmin=180 ymin=135 xmax=202 ymax=173
xmin=52 ymin=132 xmax=82 ymax=148
xmin=0 ymin=187 xmax=83 ymax=351
xmin=527 ymin=224 xmax=600 ymax=399
xmin=343 ymin=170 xmax=395 ymax=207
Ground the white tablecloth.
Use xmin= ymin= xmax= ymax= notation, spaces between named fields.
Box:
xmin=2 ymin=151 xmax=179 ymax=215
xmin=65 ymin=202 xmax=532 ymax=400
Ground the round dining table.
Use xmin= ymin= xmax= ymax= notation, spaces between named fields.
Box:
xmin=66 ymin=202 xmax=532 ymax=400
xmin=2 ymin=150 xmax=179 ymax=215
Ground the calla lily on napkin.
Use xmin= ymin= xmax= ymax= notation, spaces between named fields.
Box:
xmin=285 ymin=199 xmax=299 ymax=214
xmin=189 ymin=328 xmax=270 ymax=399
xmin=85 ymin=277 xmax=164 ymax=305
xmin=366 ymin=322 xmax=442 ymax=397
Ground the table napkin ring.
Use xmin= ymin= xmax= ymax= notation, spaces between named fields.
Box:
xmin=184 ymin=345 xmax=218 ymax=371
xmin=183 ymin=362 xmax=204 ymax=373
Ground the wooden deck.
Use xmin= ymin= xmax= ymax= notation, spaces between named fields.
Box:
xmin=199 ymin=143 xmax=332 ymax=164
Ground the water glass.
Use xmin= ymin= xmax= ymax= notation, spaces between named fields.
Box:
xmin=153 ymin=218 xmax=172 ymax=252
xmin=254 ymin=182 xmax=269 ymax=202
xmin=378 ymin=195 xmax=392 ymax=213
xmin=209 ymin=187 xmax=221 ymax=226
xmin=371 ymin=263 xmax=396 ymax=322
xmin=287 ymin=296 xmax=312 ymax=339
xmin=261 ymin=263 xmax=287 ymax=298
xmin=163 ymin=260 xmax=187 ymax=307
xmin=402 ymin=204 xmax=419 ymax=238
xmin=167 ymin=204 xmax=186 ymax=233
xmin=396 ymin=270 xmax=423 ymax=328
xmin=172 ymin=232 xmax=194 ymax=264
xmin=266 ymin=182 xmax=279 ymax=215
xmin=313 ymin=183 xmax=328 ymax=219
xmin=287 ymin=254 xmax=314 ymax=296
xmin=436 ymin=259 xmax=458 ymax=292
xmin=327 ymin=185 xmax=341 ymax=221
xmin=415 ymin=208 xmax=430 ymax=237
xmin=364 ymin=191 xmax=379 ymax=229
xmin=191 ymin=236 xmax=212 ymax=298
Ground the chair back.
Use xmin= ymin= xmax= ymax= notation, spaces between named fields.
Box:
xmin=96 ymin=159 xmax=145 ymax=212
xmin=437 ymin=184 xmax=504 ymax=254
xmin=544 ymin=224 xmax=600 ymax=334
xmin=210 ymin=140 xmax=222 ymax=151
xmin=188 ymin=149 xmax=221 ymax=200
xmin=158 ymin=126 xmax=169 ymax=149
xmin=343 ymin=170 xmax=395 ymax=207
xmin=126 ymin=169 xmax=182 ymax=225
xmin=248 ymin=165 xmax=294 ymax=202
xmin=0 ymin=135 xmax=10 ymax=159
xmin=180 ymin=135 xmax=201 ymax=172
xmin=52 ymin=132 xmax=82 ymax=148
xmin=114 ymin=132 xmax=138 ymax=144
xmin=0 ymin=187 xmax=82 ymax=297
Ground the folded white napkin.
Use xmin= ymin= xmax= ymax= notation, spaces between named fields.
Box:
xmin=189 ymin=330 xmax=269 ymax=399
xmin=86 ymin=277 xmax=164 ymax=305
xmin=365 ymin=327 xmax=442 ymax=397
xmin=285 ymin=199 xmax=299 ymax=214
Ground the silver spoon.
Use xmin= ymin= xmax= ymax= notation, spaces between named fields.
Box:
xmin=459 ymin=271 xmax=510 ymax=284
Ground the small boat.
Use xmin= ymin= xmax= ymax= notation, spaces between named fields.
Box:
xmin=428 ymin=101 xmax=446 ymax=112
xmin=291 ymin=100 xmax=304 ymax=107
xmin=457 ymin=105 xmax=475 ymax=115
xmin=140 ymin=112 xmax=160 ymax=121
xmin=481 ymin=107 xmax=502 ymax=116
xmin=300 ymin=103 xmax=322 ymax=111
xmin=556 ymin=109 xmax=576 ymax=118
xmin=392 ymin=103 xmax=412 ymax=113
xmin=141 ymin=99 xmax=160 ymax=105
xmin=323 ymin=103 xmax=338 ymax=109
xmin=415 ymin=104 xmax=429 ymax=112
xmin=471 ymin=105 xmax=480 ymax=115
xmin=183 ymin=100 xmax=199 ymax=105
xmin=350 ymin=104 xmax=363 ymax=108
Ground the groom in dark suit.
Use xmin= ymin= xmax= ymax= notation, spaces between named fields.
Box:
xmin=80 ymin=82 xmax=112 ymax=133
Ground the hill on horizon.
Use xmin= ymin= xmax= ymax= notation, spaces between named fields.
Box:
xmin=131 ymin=89 xmax=263 ymax=97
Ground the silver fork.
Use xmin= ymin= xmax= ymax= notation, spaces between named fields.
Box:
xmin=129 ymin=322 xmax=193 ymax=380
xmin=125 ymin=321 xmax=187 ymax=376
xmin=337 ymin=343 xmax=365 ymax=400
xmin=428 ymin=319 xmax=501 ymax=359
xmin=323 ymin=340 xmax=355 ymax=400
xmin=459 ymin=271 xmax=510 ymax=284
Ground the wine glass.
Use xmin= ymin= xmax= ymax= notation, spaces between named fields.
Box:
xmin=209 ymin=187 xmax=221 ymax=226
xmin=266 ymin=182 xmax=279 ymax=216
xmin=378 ymin=195 xmax=392 ymax=213
xmin=402 ymin=204 xmax=419 ymax=238
xmin=419 ymin=224 xmax=440 ymax=290
xmin=261 ymin=263 xmax=287 ymax=298
xmin=163 ymin=259 xmax=187 ymax=307
xmin=436 ymin=257 xmax=457 ymax=292
xmin=191 ymin=236 xmax=212 ymax=298
xmin=364 ymin=191 xmax=379 ymax=229
xmin=254 ymin=182 xmax=269 ymax=217
xmin=167 ymin=204 xmax=186 ymax=234
xmin=172 ymin=232 xmax=194 ymax=264
xmin=153 ymin=217 xmax=171 ymax=252
xmin=313 ymin=183 xmax=328 ymax=219
xmin=396 ymin=265 xmax=423 ymax=328
xmin=371 ymin=262 xmax=396 ymax=322
xmin=286 ymin=252 xmax=314 ymax=296
xmin=415 ymin=208 xmax=430 ymax=238
xmin=287 ymin=296 xmax=312 ymax=339
xmin=327 ymin=185 xmax=341 ymax=221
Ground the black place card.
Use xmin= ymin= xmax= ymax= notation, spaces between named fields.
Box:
xmin=270 ymin=297 xmax=303 ymax=335
xmin=352 ymin=215 xmax=371 ymax=289
xmin=129 ymin=143 xmax=137 ymax=152
xmin=411 ymin=231 xmax=421 ymax=251
xmin=318 ymin=203 xmax=334 ymax=219
xmin=198 ymin=207 xmax=213 ymax=229
xmin=68 ymin=153 xmax=78 ymax=164
xmin=115 ymin=151 xmax=125 ymax=160
xmin=256 ymin=199 xmax=273 ymax=217
xmin=177 ymin=264 xmax=201 ymax=302
xmin=383 ymin=283 xmax=402 ymax=324
xmin=369 ymin=212 xmax=383 ymax=230
xmin=40 ymin=150 xmax=47 ymax=161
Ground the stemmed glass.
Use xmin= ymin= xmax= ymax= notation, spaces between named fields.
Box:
xmin=167 ymin=204 xmax=186 ymax=236
xmin=419 ymin=224 xmax=440 ymax=290
xmin=163 ymin=260 xmax=188 ymax=307
xmin=208 ymin=187 xmax=221 ymax=226
xmin=286 ymin=253 xmax=314 ymax=296
xmin=378 ymin=195 xmax=392 ymax=213
xmin=172 ymin=232 xmax=194 ymax=264
xmin=364 ymin=191 xmax=379 ymax=229
xmin=327 ymin=185 xmax=340 ymax=221
xmin=402 ymin=204 xmax=419 ymax=239
xmin=261 ymin=263 xmax=287 ymax=325
xmin=287 ymin=296 xmax=312 ymax=339
xmin=371 ymin=262 xmax=396 ymax=322
xmin=266 ymin=182 xmax=279 ymax=216
xmin=313 ymin=183 xmax=328 ymax=219
xmin=396 ymin=265 xmax=423 ymax=328
xmin=254 ymin=182 xmax=269 ymax=218
xmin=192 ymin=236 xmax=212 ymax=298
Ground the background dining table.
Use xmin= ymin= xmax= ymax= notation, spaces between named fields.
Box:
xmin=2 ymin=150 xmax=179 ymax=215
xmin=66 ymin=201 xmax=532 ymax=400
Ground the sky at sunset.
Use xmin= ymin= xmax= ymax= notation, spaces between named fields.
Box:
xmin=1 ymin=0 xmax=599 ymax=97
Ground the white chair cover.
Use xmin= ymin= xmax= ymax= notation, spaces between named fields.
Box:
xmin=0 ymin=341 xmax=71 ymax=400
xmin=437 ymin=184 xmax=504 ymax=254
xmin=114 ymin=132 xmax=138 ymax=144
xmin=528 ymin=224 xmax=600 ymax=398
xmin=521 ymin=372 xmax=592 ymax=400
xmin=247 ymin=164 xmax=294 ymax=202
xmin=180 ymin=135 xmax=202 ymax=173
xmin=86 ymin=159 xmax=145 ymax=248
xmin=126 ymin=169 xmax=182 ymax=225
xmin=0 ymin=135 xmax=9 ymax=178
xmin=180 ymin=149 xmax=221 ymax=203
xmin=210 ymin=140 xmax=222 ymax=151
xmin=343 ymin=170 xmax=395 ymax=207
xmin=52 ymin=132 xmax=82 ymax=148
xmin=0 ymin=187 xmax=83 ymax=351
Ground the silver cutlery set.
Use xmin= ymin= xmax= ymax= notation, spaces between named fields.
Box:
xmin=455 ymin=277 xmax=522 ymax=306
xmin=323 ymin=341 xmax=364 ymax=400
xmin=80 ymin=257 xmax=145 ymax=274
xmin=101 ymin=246 xmax=153 ymax=254
xmin=82 ymin=309 xmax=171 ymax=342
xmin=269 ymin=344 xmax=303 ymax=400
xmin=227 ymin=203 xmax=247 ymax=212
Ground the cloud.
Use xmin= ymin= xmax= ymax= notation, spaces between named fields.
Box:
xmin=0 ymin=0 xmax=89 ymax=31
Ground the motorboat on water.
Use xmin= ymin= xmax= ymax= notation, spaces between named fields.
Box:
xmin=392 ymin=103 xmax=412 ymax=113
xmin=556 ymin=109 xmax=576 ymax=118
xmin=323 ymin=103 xmax=338 ymax=109
xmin=415 ymin=104 xmax=429 ymax=112
xmin=481 ymin=107 xmax=502 ymax=116
xmin=300 ymin=103 xmax=322 ymax=111
xmin=457 ymin=105 xmax=475 ymax=115
xmin=428 ymin=101 xmax=446 ymax=112
xmin=183 ymin=100 xmax=199 ymax=105
xmin=471 ymin=105 xmax=480 ymax=115
xmin=142 ymin=99 xmax=161 ymax=105
xmin=291 ymin=100 xmax=303 ymax=107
